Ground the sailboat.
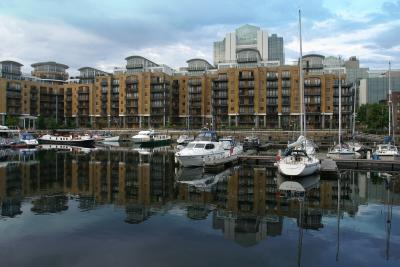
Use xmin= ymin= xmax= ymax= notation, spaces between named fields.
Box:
xmin=276 ymin=9 xmax=320 ymax=177
xmin=373 ymin=62 xmax=400 ymax=160
xmin=327 ymin=58 xmax=359 ymax=159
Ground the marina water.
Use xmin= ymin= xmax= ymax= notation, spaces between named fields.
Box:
xmin=0 ymin=148 xmax=399 ymax=267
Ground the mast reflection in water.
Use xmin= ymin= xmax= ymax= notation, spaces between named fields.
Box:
xmin=0 ymin=148 xmax=399 ymax=267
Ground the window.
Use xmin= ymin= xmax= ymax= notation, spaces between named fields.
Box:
xmin=194 ymin=144 xmax=205 ymax=148
xmin=205 ymin=144 xmax=215 ymax=150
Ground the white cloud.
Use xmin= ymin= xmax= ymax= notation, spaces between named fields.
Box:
xmin=127 ymin=43 xmax=213 ymax=70
xmin=0 ymin=15 xmax=111 ymax=75
xmin=286 ymin=20 xmax=400 ymax=63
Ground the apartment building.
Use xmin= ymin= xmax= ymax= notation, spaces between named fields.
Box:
xmin=0 ymin=57 xmax=353 ymax=130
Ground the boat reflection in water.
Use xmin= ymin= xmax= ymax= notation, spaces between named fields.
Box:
xmin=0 ymin=148 xmax=399 ymax=266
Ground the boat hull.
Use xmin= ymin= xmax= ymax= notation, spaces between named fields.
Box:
xmin=326 ymin=151 xmax=359 ymax=160
xmin=38 ymin=139 xmax=95 ymax=147
xmin=278 ymin=161 xmax=320 ymax=177
xmin=138 ymin=139 xmax=172 ymax=147
xmin=102 ymin=136 xmax=119 ymax=142
xmin=176 ymin=151 xmax=225 ymax=167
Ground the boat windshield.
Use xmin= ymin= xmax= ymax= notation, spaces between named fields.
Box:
xmin=21 ymin=133 xmax=34 ymax=140
xmin=186 ymin=143 xmax=195 ymax=149
xmin=196 ymin=131 xmax=218 ymax=141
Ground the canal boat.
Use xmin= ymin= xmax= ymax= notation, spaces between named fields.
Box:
xmin=276 ymin=12 xmax=320 ymax=177
xmin=38 ymin=134 xmax=95 ymax=147
xmin=373 ymin=62 xmax=400 ymax=161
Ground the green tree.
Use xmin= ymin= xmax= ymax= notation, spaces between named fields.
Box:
xmin=357 ymin=103 xmax=389 ymax=133
xmin=5 ymin=115 xmax=19 ymax=127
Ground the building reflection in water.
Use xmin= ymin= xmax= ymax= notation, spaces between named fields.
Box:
xmin=0 ymin=148 xmax=399 ymax=249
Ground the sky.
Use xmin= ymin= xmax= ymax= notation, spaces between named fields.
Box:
xmin=0 ymin=0 xmax=399 ymax=75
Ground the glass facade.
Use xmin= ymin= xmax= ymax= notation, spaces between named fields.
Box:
xmin=367 ymin=77 xmax=400 ymax=103
xmin=235 ymin=25 xmax=259 ymax=46
xmin=268 ymin=34 xmax=284 ymax=65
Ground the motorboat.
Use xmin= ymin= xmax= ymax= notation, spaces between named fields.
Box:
xmin=276 ymin=149 xmax=320 ymax=177
xmin=203 ymin=137 xmax=243 ymax=167
xmin=175 ymin=140 xmax=224 ymax=167
xmin=131 ymin=129 xmax=154 ymax=143
xmin=177 ymin=135 xmax=195 ymax=145
xmin=19 ymin=132 xmax=39 ymax=147
xmin=102 ymin=134 xmax=120 ymax=142
xmin=131 ymin=130 xmax=171 ymax=147
xmin=38 ymin=134 xmax=95 ymax=147
xmin=0 ymin=126 xmax=20 ymax=148
xmin=175 ymin=130 xmax=222 ymax=167
xmin=327 ymin=143 xmax=361 ymax=159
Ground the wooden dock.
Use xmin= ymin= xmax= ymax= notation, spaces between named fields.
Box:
xmin=237 ymin=155 xmax=400 ymax=172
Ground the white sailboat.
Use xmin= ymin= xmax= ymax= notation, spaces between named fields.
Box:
xmin=373 ymin=62 xmax=400 ymax=160
xmin=276 ymin=10 xmax=320 ymax=177
xmin=327 ymin=58 xmax=359 ymax=159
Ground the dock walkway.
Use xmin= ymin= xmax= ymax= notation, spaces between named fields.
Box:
xmin=237 ymin=155 xmax=400 ymax=172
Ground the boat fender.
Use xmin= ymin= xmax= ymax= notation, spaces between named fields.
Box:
xmin=275 ymin=154 xmax=281 ymax=161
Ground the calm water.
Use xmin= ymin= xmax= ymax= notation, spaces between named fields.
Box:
xmin=0 ymin=147 xmax=399 ymax=267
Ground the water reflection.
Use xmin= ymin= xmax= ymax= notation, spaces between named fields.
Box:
xmin=0 ymin=148 xmax=399 ymax=266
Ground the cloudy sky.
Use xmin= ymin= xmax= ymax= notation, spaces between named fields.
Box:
xmin=0 ymin=0 xmax=399 ymax=75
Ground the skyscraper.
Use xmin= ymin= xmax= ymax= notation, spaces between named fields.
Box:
xmin=268 ymin=34 xmax=285 ymax=65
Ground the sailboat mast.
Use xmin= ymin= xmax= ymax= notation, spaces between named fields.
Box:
xmin=338 ymin=57 xmax=342 ymax=149
xmin=352 ymin=77 xmax=357 ymax=138
xmin=299 ymin=9 xmax=304 ymax=137
xmin=388 ymin=61 xmax=392 ymax=139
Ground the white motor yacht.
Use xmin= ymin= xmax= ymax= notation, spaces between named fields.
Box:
xmin=175 ymin=141 xmax=224 ymax=167
xmin=131 ymin=129 xmax=154 ymax=143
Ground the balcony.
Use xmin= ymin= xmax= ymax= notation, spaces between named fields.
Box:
xmin=215 ymin=75 xmax=228 ymax=82
xmin=126 ymin=79 xmax=138 ymax=85
xmin=239 ymin=74 xmax=254 ymax=80
xmin=266 ymin=73 xmax=278 ymax=81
